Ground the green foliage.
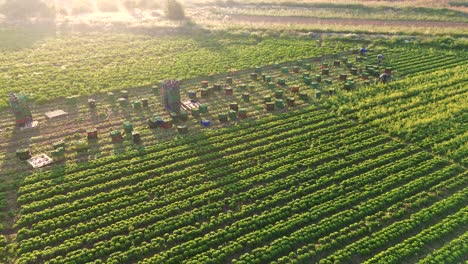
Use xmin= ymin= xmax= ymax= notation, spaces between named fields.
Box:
xmin=0 ymin=33 xmax=354 ymax=109
xmin=165 ymin=0 xmax=185 ymax=20
xmin=371 ymin=36 xmax=468 ymax=51
xmin=14 ymin=102 xmax=468 ymax=263
xmin=2 ymin=32 xmax=467 ymax=264
xmin=0 ymin=203 xmax=5 ymax=262
xmin=419 ymin=232 xmax=468 ymax=264
xmin=328 ymin=51 xmax=468 ymax=165
xmin=0 ymin=234 xmax=6 ymax=263
xmin=0 ymin=182 xmax=5 ymax=202
xmin=0 ymin=0 xmax=54 ymax=20
xmin=435 ymin=36 xmax=456 ymax=47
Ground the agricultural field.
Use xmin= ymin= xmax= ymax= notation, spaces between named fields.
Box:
xmin=0 ymin=0 xmax=467 ymax=263
xmin=0 ymin=34 xmax=355 ymax=109
xmin=14 ymin=106 xmax=468 ymax=264
xmin=191 ymin=0 xmax=468 ymax=36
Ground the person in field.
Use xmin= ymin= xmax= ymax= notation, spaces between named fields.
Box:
xmin=377 ymin=54 xmax=384 ymax=65
xmin=379 ymin=73 xmax=391 ymax=84
xmin=360 ymin=47 xmax=368 ymax=56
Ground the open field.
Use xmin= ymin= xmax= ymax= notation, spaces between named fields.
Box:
xmin=188 ymin=1 xmax=468 ymax=36
xmin=213 ymin=2 xmax=468 ymax=22
xmin=328 ymin=63 xmax=468 ymax=166
xmin=227 ymin=15 xmax=468 ymax=29
xmin=2 ymin=39 xmax=467 ymax=264
xmin=15 ymin=105 xmax=468 ymax=264
xmin=1 ymin=41 xmax=466 ymax=176
xmin=21 ymin=1 xmax=466 ymax=37
xmin=0 ymin=0 xmax=467 ymax=263
xmin=0 ymin=34 xmax=354 ymax=109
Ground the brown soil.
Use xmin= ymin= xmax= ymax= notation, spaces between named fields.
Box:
xmin=229 ymin=14 xmax=468 ymax=28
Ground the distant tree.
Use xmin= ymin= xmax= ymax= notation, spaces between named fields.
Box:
xmin=0 ymin=0 xmax=54 ymax=21
xmin=165 ymin=0 xmax=185 ymax=20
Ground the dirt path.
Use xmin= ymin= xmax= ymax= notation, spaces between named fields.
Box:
xmin=229 ymin=14 xmax=468 ymax=28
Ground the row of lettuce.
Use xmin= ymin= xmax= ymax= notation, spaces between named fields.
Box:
xmin=15 ymin=103 xmax=466 ymax=263
xmin=2 ymin=32 xmax=463 ymax=110
xmin=7 ymin=41 xmax=467 ymax=263
xmin=325 ymin=61 xmax=467 ymax=166
xmin=0 ymin=34 xmax=353 ymax=109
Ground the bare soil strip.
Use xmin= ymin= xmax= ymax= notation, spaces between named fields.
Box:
xmin=229 ymin=14 xmax=468 ymax=28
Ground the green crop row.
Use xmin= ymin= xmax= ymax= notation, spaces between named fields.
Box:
xmin=0 ymin=34 xmax=353 ymax=109
xmin=285 ymin=171 xmax=467 ymax=263
xmin=16 ymin=100 xmax=466 ymax=263
xmin=327 ymin=62 xmax=468 ymax=166
xmin=418 ymin=226 xmax=468 ymax=264
xmin=10 ymin=39 xmax=468 ymax=264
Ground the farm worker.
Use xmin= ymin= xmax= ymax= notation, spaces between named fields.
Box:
xmin=377 ymin=54 xmax=384 ymax=65
xmin=379 ymin=73 xmax=391 ymax=84
xmin=360 ymin=47 xmax=368 ymax=56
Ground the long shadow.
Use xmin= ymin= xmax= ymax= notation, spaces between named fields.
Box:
xmin=0 ymin=122 xmax=41 ymax=248
xmin=126 ymin=18 xmax=231 ymax=55
xmin=0 ymin=23 xmax=56 ymax=51
xmin=181 ymin=130 xmax=240 ymax=218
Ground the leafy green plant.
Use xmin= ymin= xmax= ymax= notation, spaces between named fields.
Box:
xmin=14 ymin=101 xmax=467 ymax=263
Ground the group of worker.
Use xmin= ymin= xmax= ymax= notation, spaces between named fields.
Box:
xmin=360 ymin=47 xmax=390 ymax=84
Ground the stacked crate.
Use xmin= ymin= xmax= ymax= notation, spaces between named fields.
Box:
xmin=161 ymin=80 xmax=181 ymax=113
xmin=9 ymin=93 xmax=33 ymax=127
